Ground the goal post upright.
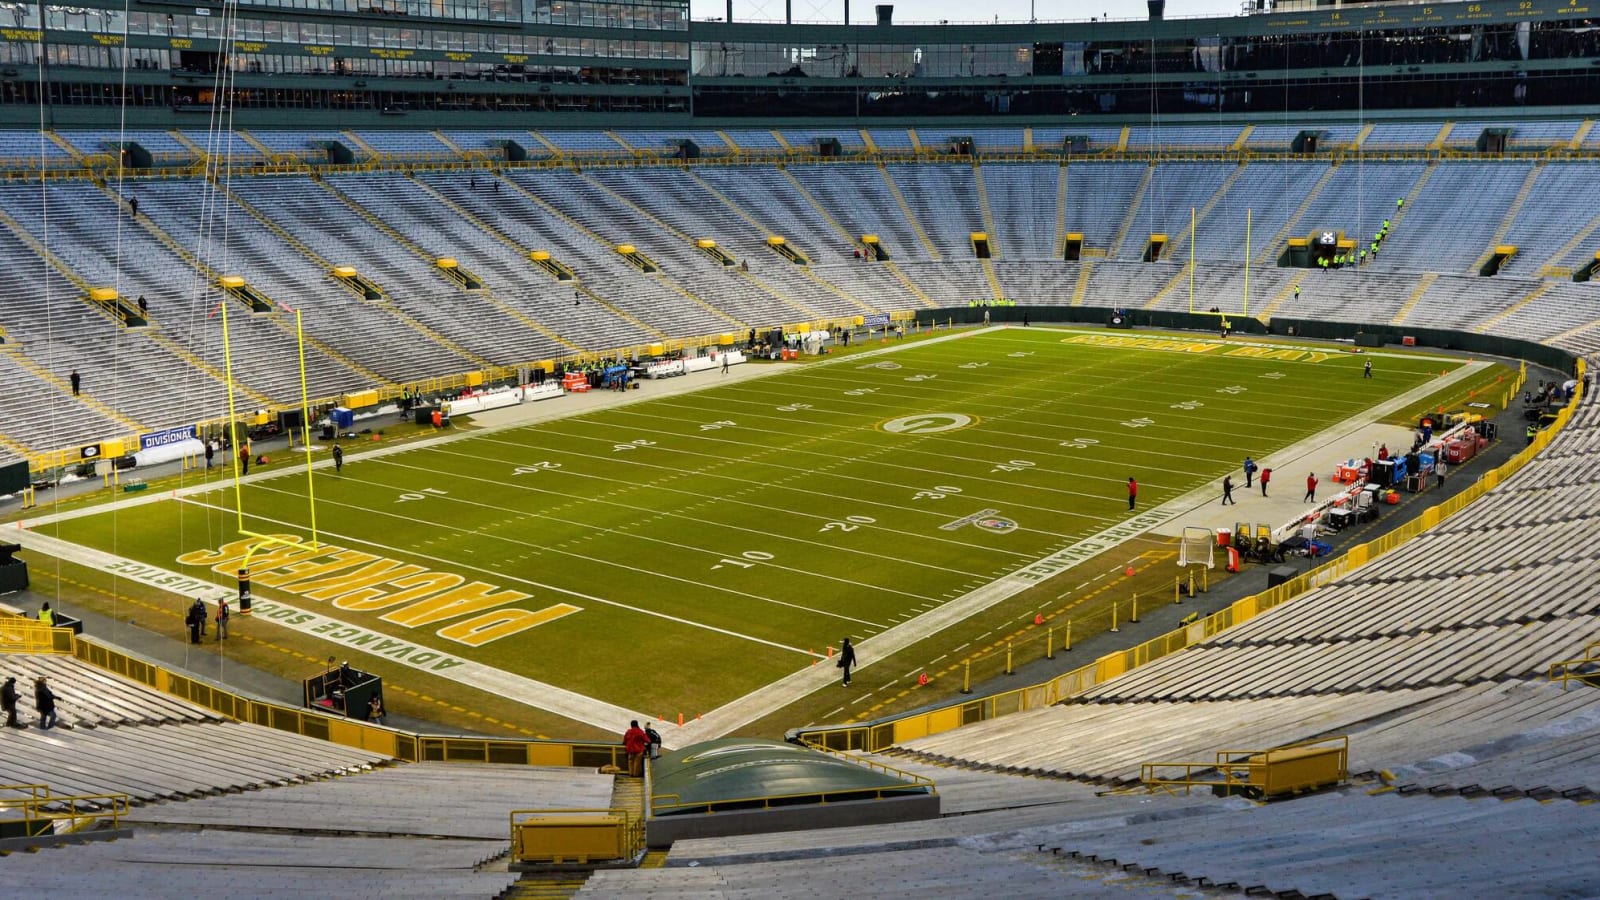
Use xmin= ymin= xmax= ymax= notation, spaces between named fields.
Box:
xmin=218 ymin=294 xmax=322 ymax=614
xmin=1243 ymin=208 xmax=1251 ymax=319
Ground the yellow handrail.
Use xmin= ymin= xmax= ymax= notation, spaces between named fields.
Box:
xmin=797 ymin=740 xmax=937 ymax=792
xmin=0 ymin=620 xmax=76 ymax=654
xmin=509 ymin=806 xmax=644 ymax=864
xmin=0 ymin=783 xmax=131 ymax=834
xmin=1548 ymin=640 xmax=1600 ymax=690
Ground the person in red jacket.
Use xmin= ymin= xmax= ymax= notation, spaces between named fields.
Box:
xmin=1127 ymin=477 xmax=1138 ymax=511
xmin=623 ymin=720 xmax=650 ymax=777
xmin=1305 ymin=472 xmax=1318 ymax=502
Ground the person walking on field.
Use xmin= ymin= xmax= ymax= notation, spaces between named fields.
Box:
xmin=332 ymin=443 xmax=344 ymax=474
xmin=1260 ymin=467 xmax=1272 ymax=497
xmin=1222 ymin=475 xmax=1235 ymax=506
xmin=837 ymin=637 xmax=857 ymax=686
xmin=215 ymin=598 xmax=229 ymax=641
xmin=1127 ymin=477 xmax=1138 ymax=511
xmin=1364 ymin=359 xmax=1372 ymax=379
xmin=1243 ymin=456 xmax=1257 ymax=489
xmin=721 ymin=354 xmax=730 ymax=375
xmin=239 ymin=445 xmax=250 ymax=476
xmin=1305 ymin=472 xmax=1318 ymax=502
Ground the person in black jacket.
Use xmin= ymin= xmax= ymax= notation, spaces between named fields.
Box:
xmin=34 ymin=676 xmax=57 ymax=730
xmin=837 ymin=637 xmax=857 ymax=686
xmin=1 ymin=676 xmax=20 ymax=728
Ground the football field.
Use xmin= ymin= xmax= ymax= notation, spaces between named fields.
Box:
xmin=47 ymin=326 xmax=1478 ymax=725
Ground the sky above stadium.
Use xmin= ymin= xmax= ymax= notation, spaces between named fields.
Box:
xmin=691 ymin=0 xmax=1243 ymax=24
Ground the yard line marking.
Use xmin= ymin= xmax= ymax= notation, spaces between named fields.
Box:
xmin=902 ymin=667 xmax=922 ymax=678
xmin=823 ymin=707 xmax=845 ymax=718
xmin=450 ymin=439 xmax=1066 ymax=552
xmin=850 ymin=694 xmax=873 ymax=705
xmin=368 ymin=453 xmax=1003 ymax=580
xmin=333 ymin=467 xmax=945 ymax=606
xmin=464 ymin=430 xmax=1094 ymax=540
xmin=929 ymin=654 xmax=948 ymax=664
xmin=175 ymin=494 xmax=847 ymax=652
xmin=234 ymin=485 xmax=895 ymax=629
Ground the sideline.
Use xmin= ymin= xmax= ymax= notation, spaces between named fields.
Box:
xmin=14 ymin=528 xmax=642 ymax=733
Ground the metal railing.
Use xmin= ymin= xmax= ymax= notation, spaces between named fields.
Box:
xmin=1140 ymin=736 xmax=1349 ymax=797
xmin=796 ymin=370 xmax=1584 ymax=754
xmin=796 ymin=740 xmax=938 ymax=793
xmin=0 ymin=620 xmax=76 ymax=654
xmin=58 ymin=634 xmax=628 ymax=768
xmin=509 ymin=806 xmax=645 ymax=865
xmin=0 ymin=782 xmax=131 ymax=835
xmin=1549 ymin=641 xmax=1600 ymax=690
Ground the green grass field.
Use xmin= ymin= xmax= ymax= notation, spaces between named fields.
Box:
xmin=49 ymin=327 xmax=1478 ymax=721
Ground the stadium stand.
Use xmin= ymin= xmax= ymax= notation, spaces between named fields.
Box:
xmin=3 ymin=9 xmax=1600 ymax=900
xmin=885 ymin=163 xmax=987 ymax=258
xmin=127 ymin=762 xmax=613 ymax=836
xmin=981 ymin=165 xmax=1059 ymax=260
xmin=351 ymin=131 xmax=451 ymax=157
xmin=1125 ymin=124 xmax=1241 ymax=150
xmin=1 ymin=831 xmax=518 ymax=899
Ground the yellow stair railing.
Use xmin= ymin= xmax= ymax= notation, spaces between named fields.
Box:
xmin=1548 ymin=641 xmax=1600 ymax=690
xmin=0 ymin=783 xmax=131 ymax=837
xmin=1141 ymin=736 xmax=1349 ymax=799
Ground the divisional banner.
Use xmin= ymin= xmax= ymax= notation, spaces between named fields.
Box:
xmin=140 ymin=425 xmax=198 ymax=451
xmin=862 ymin=314 xmax=891 ymax=327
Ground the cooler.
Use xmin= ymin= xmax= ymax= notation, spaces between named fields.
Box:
xmin=562 ymin=372 xmax=590 ymax=393
xmin=1215 ymin=528 xmax=1232 ymax=547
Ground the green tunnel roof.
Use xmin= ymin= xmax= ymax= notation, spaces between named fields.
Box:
xmin=650 ymin=738 xmax=931 ymax=817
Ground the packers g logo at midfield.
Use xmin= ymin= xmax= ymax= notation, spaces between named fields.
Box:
xmin=879 ymin=413 xmax=976 ymax=435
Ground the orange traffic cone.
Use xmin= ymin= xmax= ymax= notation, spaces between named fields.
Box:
xmin=677 ymin=712 xmax=684 ymax=727
xmin=917 ymin=673 xmax=930 ymax=686
xmin=1033 ymin=614 xmax=1044 ymax=626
